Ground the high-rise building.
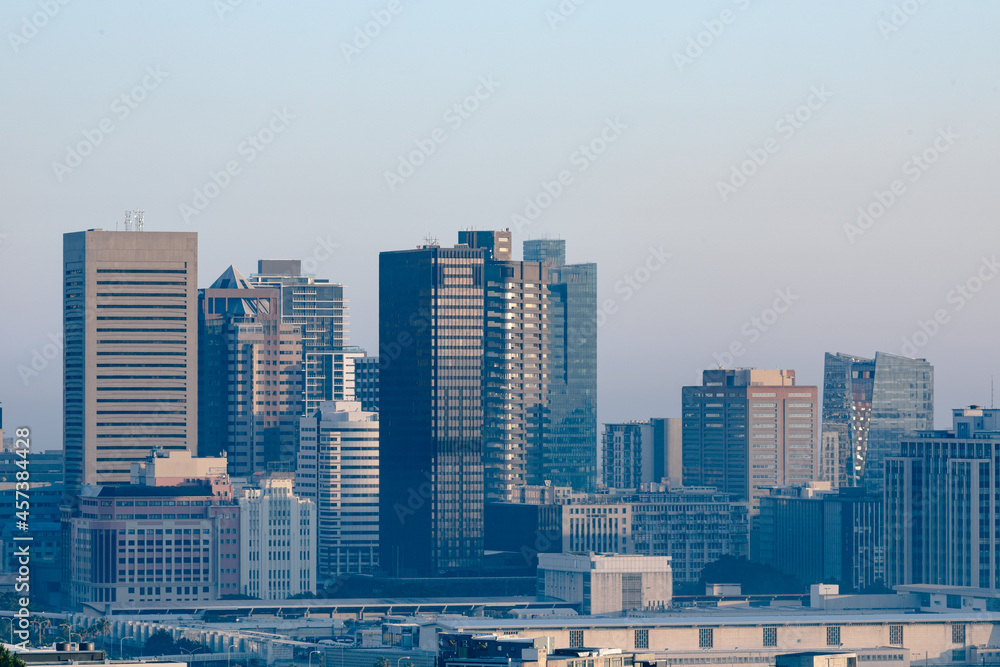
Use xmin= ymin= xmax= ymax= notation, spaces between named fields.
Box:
xmin=63 ymin=229 xmax=198 ymax=500
xmin=379 ymin=242 xmax=485 ymax=575
xmin=239 ymin=476 xmax=316 ymax=599
xmin=885 ymin=406 xmax=1000 ymax=589
xmin=822 ymin=352 xmax=933 ymax=492
xmin=297 ymin=400 xmax=379 ymax=581
xmin=461 ymin=230 xmax=549 ymax=503
xmin=198 ymin=266 xmax=304 ymax=475
xmin=303 ymin=348 xmax=366 ymax=416
xmin=524 ymin=239 xmax=597 ymax=492
xmin=353 ymin=356 xmax=380 ymax=413
xmin=758 ymin=484 xmax=884 ymax=591
xmin=682 ymin=369 xmax=819 ymax=516
xmin=602 ymin=418 xmax=682 ymax=490
xmin=248 ymin=259 xmax=348 ymax=352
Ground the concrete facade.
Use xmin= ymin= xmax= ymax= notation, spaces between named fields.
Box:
xmin=537 ymin=553 xmax=672 ymax=614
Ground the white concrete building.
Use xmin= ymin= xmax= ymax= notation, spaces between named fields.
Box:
xmin=297 ymin=400 xmax=379 ymax=580
xmin=239 ymin=476 xmax=316 ymax=599
xmin=537 ymin=553 xmax=672 ymax=614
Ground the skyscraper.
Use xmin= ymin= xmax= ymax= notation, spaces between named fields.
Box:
xmin=602 ymin=418 xmax=682 ymax=490
xmin=682 ymin=369 xmax=819 ymax=515
xmin=822 ymin=352 xmax=933 ymax=491
xmin=461 ymin=230 xmax=549 ymax=503
xmin=379 ymin=242 xmax=485 ymax=576
xmin=63 ymin=229 xmax=198 ymax=499
xmin=198 ymin=266 xmax=304 ymax=475
xmin=524 ymin=239 xmax=597 ymax=492
xmin=885 ymin=407 xmax=1000 ymax=588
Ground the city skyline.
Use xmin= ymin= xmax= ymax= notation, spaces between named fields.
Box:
xmin=4 ymin=2 xmax=1000 ymax=451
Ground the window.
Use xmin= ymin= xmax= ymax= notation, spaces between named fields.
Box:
xmin=635 ymin=629 xmax=649 ymax=650
xmin=827 ymin=626 xmax=841 ymax=646
xmin=699 ymin=628 xmax=713 ymax=649
xmin=889 ymin=626 xmax=903 ymax=646
xmin=952 ymin=624 xmax=966 ymax=644
xmin=952 ymin=650 xmax=966 ymax=662
xmin=570 ymin=630 xmax=584 ymax=648
xmin=763 ymin=626 xmax=777 ymax=647
xmin=947 ymin=595 xmax=962 ymax=609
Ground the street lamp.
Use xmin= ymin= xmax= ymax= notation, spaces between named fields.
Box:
xmin=397 ymin=656 xmax=411 ymax=667
xmin=309 ymin=650 xmax=321 ymax=667
xmin=121 ymin=635 xmax=134 ymax=659
xmin=228 ymin=643 xmax=237 ymax=667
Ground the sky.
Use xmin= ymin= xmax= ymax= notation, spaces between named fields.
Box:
xmin=2 ymin=0 xmax=999 ymax=451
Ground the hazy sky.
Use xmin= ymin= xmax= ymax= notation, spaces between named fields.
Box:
xmin=3 ymin=1 xmax=999 ymax=451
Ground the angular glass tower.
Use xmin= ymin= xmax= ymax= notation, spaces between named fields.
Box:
xmin=525 ymin=240 xmax=597 ymax=492
xmin=822 ymin=352 xmax=934 ymax=492
xmin=379 ymin=243 xmax=485 ymax=576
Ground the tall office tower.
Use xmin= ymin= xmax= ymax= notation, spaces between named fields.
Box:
xmin=682 ymin=369 xmax=819 ymax=516
xmin=239 ymin=476 xmax=316 ymax=599
xmin=303 ymin=347 xmax=366 ymax=416
xmin=818 ymin=432 xmax=840 ymax=489
xmin=297 ymin=400 xmax=379 ymax=580
xmin=460 ymin=230 xmax=549 ymax=503
xmin=379 ymin=242 xmax=485 ymax=576
xmin=602 ymin=418 xmax=682 ymax=490
xmin=524 ymin=239 xmax=597 ymax=492
xmin=63 ymin=229 xmax=198 ymax=500
xmin=353 ymin=356 xmax=380 ymax=413
xmin=822 ymin=352 xmax=933 ymax=492
xmin=885 ymin=407 xmax=1000 ymax=589
xmin=199 ymin=266 xmax=304 ymax=475
xmin=248 ymin=259 xmax=348 ymax=352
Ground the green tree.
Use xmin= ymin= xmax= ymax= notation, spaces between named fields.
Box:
xmin=90 ymin=618 xmax=111 ymax=652
xmin=698 ymin=555 xmax=805 ymax=595
xmin=144 ymin=630 xmax=178 ymax=656
xmin=374 ymin=657 xmax=391 ymax=667
xmin=0 ymin=646 xmax=27 ymax=667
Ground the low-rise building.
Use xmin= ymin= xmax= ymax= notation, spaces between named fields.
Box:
xmin=537 ymin=552 xmax=672 ymax=614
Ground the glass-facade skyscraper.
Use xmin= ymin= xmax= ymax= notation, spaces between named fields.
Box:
xmin=379 ymin=243 xmax=485 ymax=576
xmin=822 ymin=352 xmax=934 ymax=492
xmin=525 ymin=239 xmax=597 ymax=492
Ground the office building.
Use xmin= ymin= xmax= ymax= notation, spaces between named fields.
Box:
xmin=822 ymin=352 xmax=933 ymax=491
xmin=603 ymin=418 xmax=682 ymax=489
xmin=303 ymin=347 xmax=366 ymax=416
xmin=198 ymin=266 xmax=304 ymax=475
xmin=353 ymin=355 xmax=380 ymax=413
xmin=238 ymin=476 xmax=316 ymax=599
xmin=379 ymin=241 xmax=486 ymax=575
xmin=248 ymin=259 xmax=348 ymax=352
xmin=683 ymin=369 xmax=819 ymax=515
xmin=537 ymin=553 xmax=672 ymax=614
xmin=63 ymin=229 xmax=198 ymax=499
xmin=758 ymin=484 xmax=884 ymax=591
xmin=461 ymin=230 xmax=550 ymax=502
xmin=525 ymin=239 xmax=597 ymax=492
xmin=0 ymin=480 xmax=62 ymax=608
xmin=297 ymin=400 xmax=379 ymax=580
xmin=885 ymin=406 xmax=1000 ymax=589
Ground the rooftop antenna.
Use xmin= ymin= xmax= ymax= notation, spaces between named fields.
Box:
xmin=992 ymin=376 xmax=995 ymax=409
xmin=134 ymin=209 xmax=144 ymax=231
xmin=123 ymin=210 xmax=132 ymax=232
xmin=423 ymin=232 xmax=439 ymax=247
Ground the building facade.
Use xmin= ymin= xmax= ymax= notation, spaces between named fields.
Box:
xmin=379 ymin=242 xmax=486 ymax=575
xmin=297 ymin=400 xmax=379 ymax=581
xmin=537 ymin=552 xmax=672 ymax=614
xmin=683 ymin=369 xmax=819 ymax=515
xmin=885 ymin=407 xmax=1000 ymax=589
xmin=63 ymin=229 xmax=199 ymax=498
xmin=238 ymin=476 xmax=316 ymax=599
xmin=353 ymin=355 xmax=380 ymax=413
xmin=525 ymin=239 xmax=597 ymax=493
xmin=602 ymin=418 xmax=682 ymax=490
xmin=822 ymin=352 xmax=933 ymax=491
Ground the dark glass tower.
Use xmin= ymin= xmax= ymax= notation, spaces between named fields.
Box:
xmin=822 ymin=352 xmax=934 ymax=491
xmin=379 ymin=243 xmax=485 ymax=576
xmin=525 ymin=240 xmax=597 ymax=492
